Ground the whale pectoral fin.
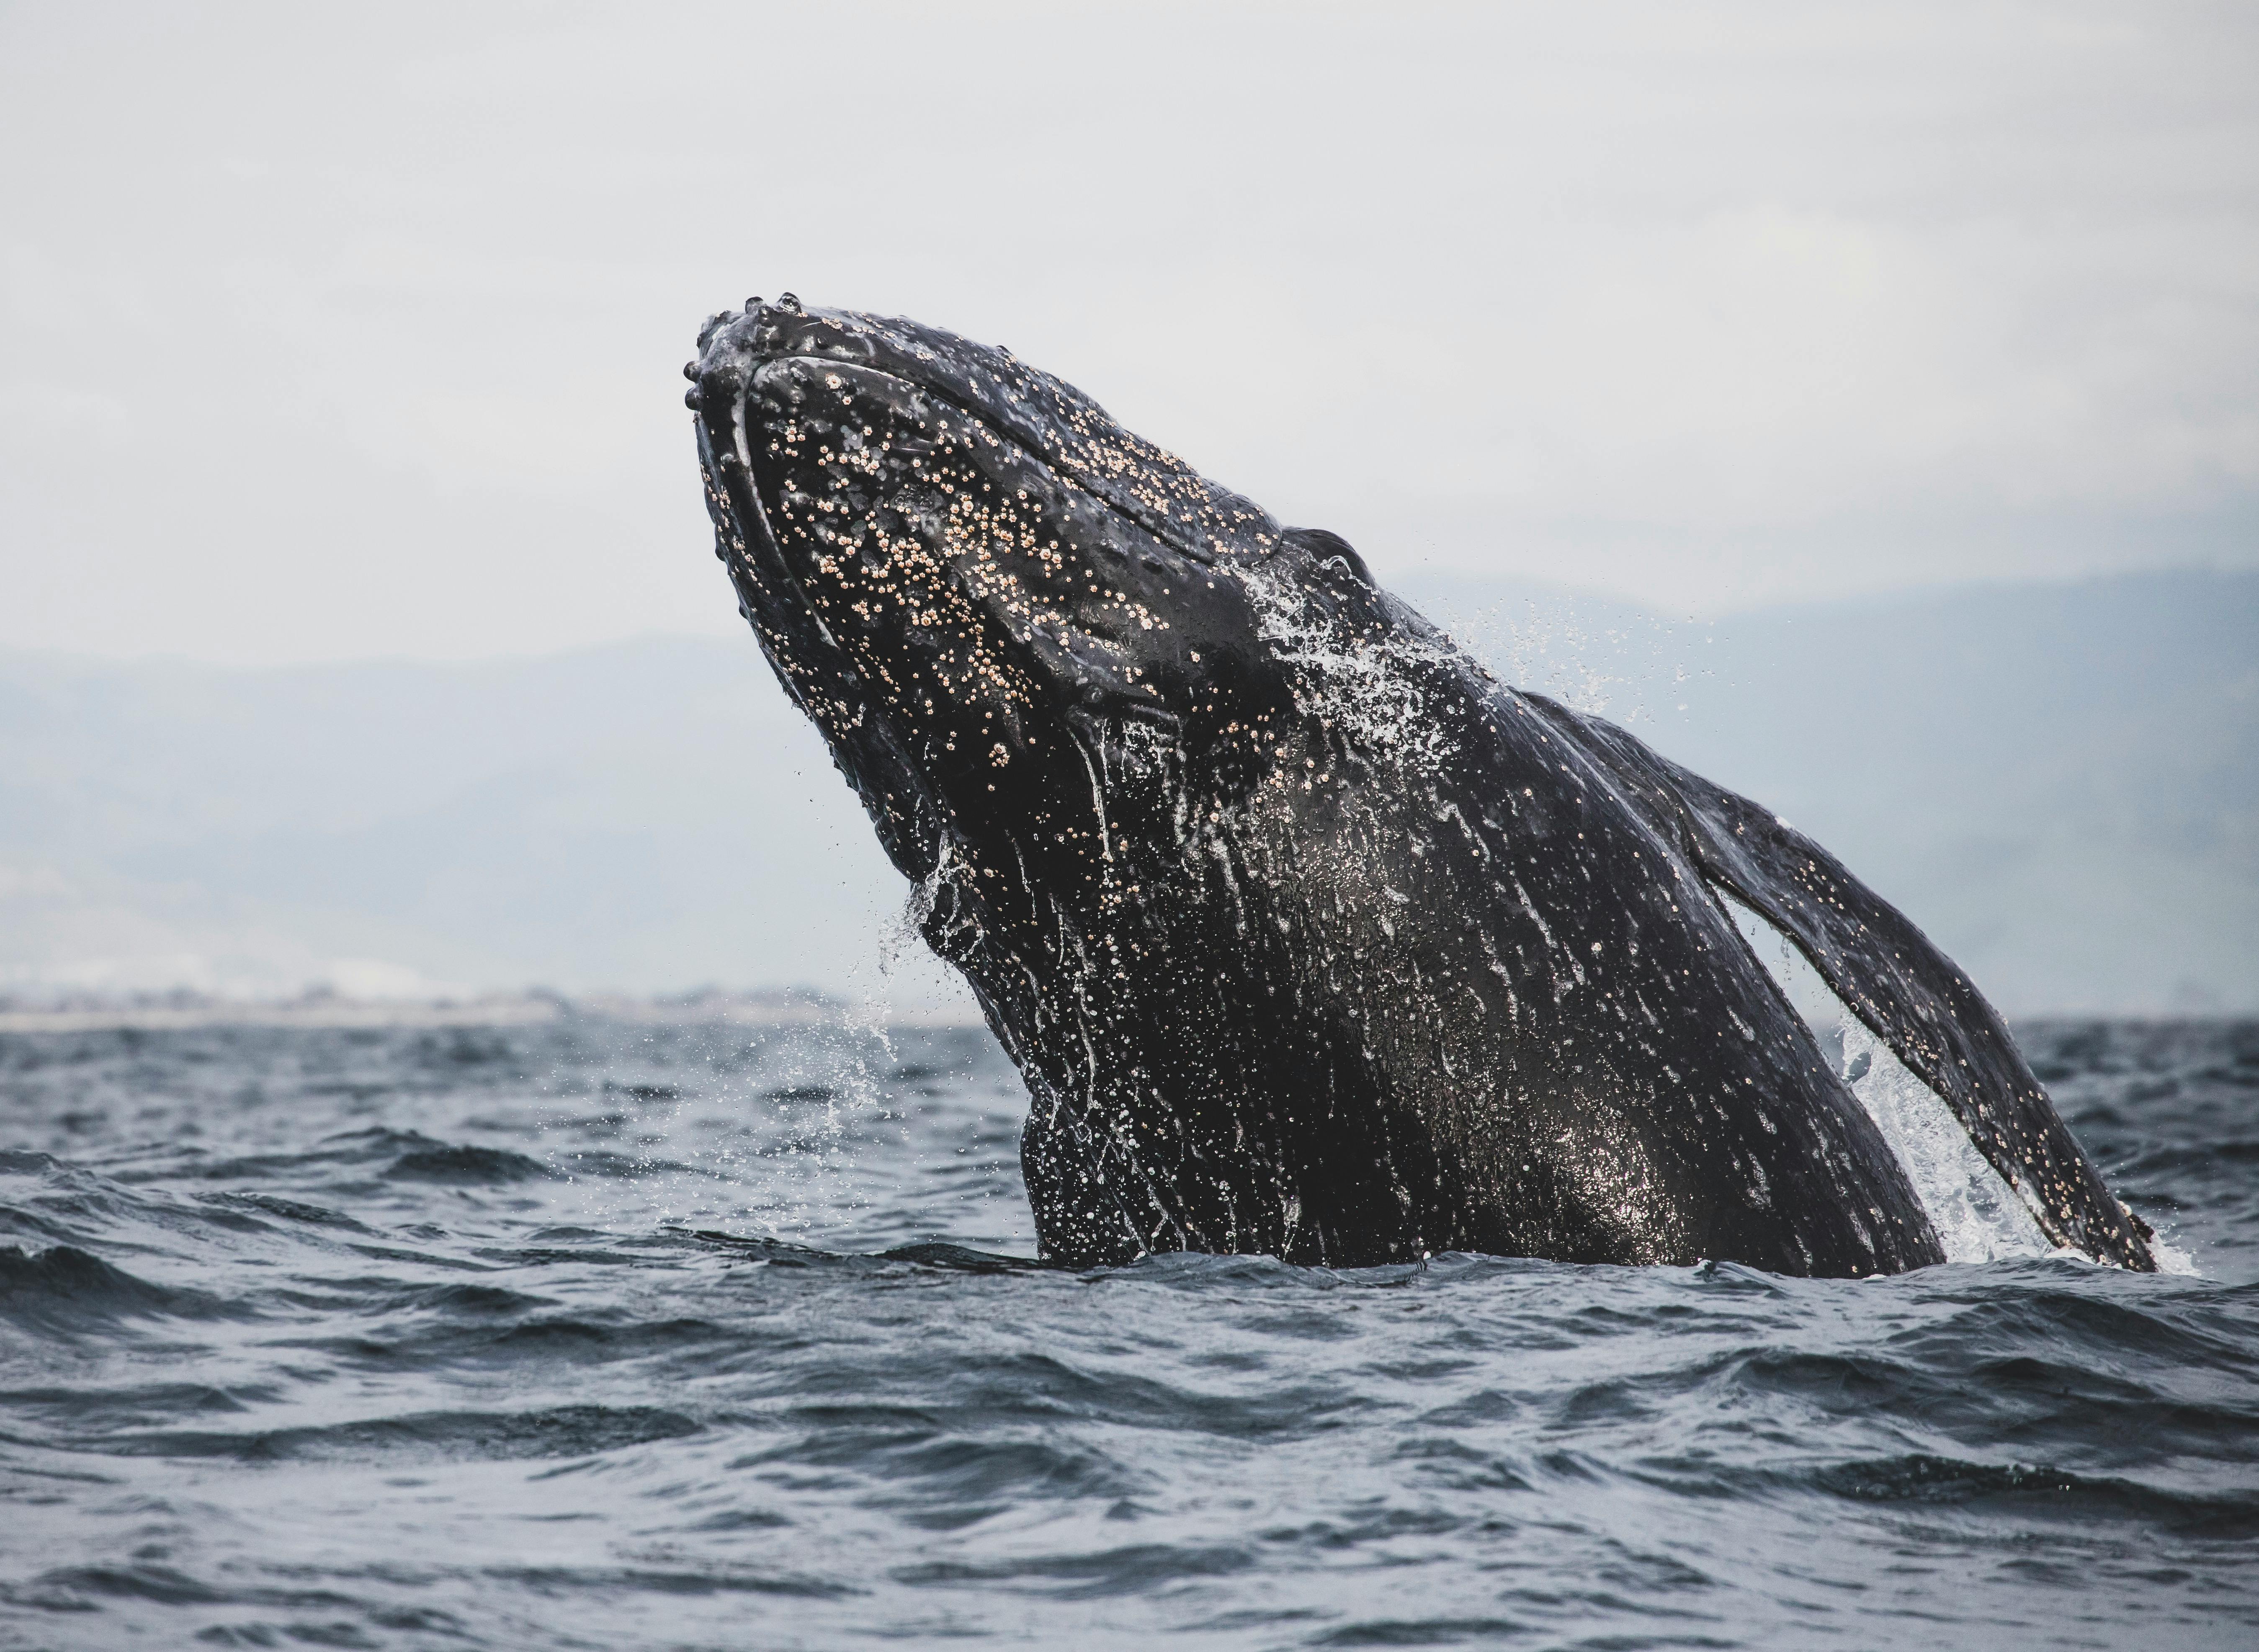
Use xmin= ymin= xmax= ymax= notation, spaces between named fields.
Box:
xmin=1537 ymin=699 xmax=2157 ymax=1272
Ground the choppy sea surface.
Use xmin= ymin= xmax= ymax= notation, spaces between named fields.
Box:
xmin=1 ymin=1014 xmax=2254 ymax=1650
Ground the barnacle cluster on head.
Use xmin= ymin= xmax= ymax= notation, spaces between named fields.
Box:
xmin=696 ymin=301 xmax=1392 ymax=909
xmin=709 ymin=305 xmax=1295 ymax=735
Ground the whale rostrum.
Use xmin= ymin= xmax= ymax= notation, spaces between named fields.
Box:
xmin=688 ymin=298 xmax=2157 ymax=1276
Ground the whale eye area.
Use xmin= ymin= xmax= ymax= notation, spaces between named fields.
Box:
xmin=1280 ymin=526 xmax=1372 ymax=587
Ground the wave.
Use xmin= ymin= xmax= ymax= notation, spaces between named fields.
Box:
xmin=0 ymin=1245 xmax=239 ymax=1331
xmin=1 ymin=1015 xmax=2253 ymax=1649
xmin=82 ymin=1403 xmax=701 ymax=1465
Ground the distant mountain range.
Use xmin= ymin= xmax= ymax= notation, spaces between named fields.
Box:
xmin=2 ymin=569 xmax=2251 ymax=1014
xmin=1414 ymin=568 xmax=2256 ymax=1015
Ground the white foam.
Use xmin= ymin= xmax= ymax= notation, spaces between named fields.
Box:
xmin=1239 ymin=565 xmax=1461 ymax=776
xmin=2149 ymin=1225 xmax=2203 ymax=1276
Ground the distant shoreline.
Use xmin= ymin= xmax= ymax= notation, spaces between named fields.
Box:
xmin=0 ymin=997 xmax=2240 ymax=1036
xmin=0 ymin=992 xmax=987 ymax=1034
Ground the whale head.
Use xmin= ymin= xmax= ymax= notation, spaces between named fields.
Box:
xmin=687 ymin=296 xmax=1382 ymax=898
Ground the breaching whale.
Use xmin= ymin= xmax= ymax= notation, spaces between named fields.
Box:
xmin=685 ymin=296 xmax=2156 ymax=1276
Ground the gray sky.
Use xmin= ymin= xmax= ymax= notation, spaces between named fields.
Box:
xmin=4 ymin=1 xmax=2253 ymax=665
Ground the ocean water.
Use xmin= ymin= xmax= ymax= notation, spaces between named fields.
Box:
xmin=1 ymin=1013 xmax=2254 ymax=1651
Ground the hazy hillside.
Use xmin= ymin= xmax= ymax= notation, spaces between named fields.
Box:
xmin=1409 ymin=568 xmax=2258 ymax=1013
xmin=2 ymin=570 xmax=2251 ymax=1013
xmin=0 ymin=641 xmax=921 ymax=1003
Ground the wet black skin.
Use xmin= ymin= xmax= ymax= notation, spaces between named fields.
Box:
xmin=686 ymin=297 xmax=2157 ymax=1276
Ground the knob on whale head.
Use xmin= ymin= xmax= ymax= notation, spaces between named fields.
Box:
xmin=687 ymin=296 xmax=1380 ymax=889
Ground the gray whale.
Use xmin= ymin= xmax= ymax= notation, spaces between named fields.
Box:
xmin=686 ymin=296 xmax=2156 ymax=1276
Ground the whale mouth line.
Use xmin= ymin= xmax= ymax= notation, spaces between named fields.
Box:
xmin=715 ymin=401 xmax=845 ymax=693
xmin=702 ymin=394 xmax=961 ymax=888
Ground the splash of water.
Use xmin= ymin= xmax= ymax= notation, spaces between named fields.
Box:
xmin=1239 ymin=564 xmax=1460 ymax=776
xmin=549 ymin=1024 xmax=899 ymax=1245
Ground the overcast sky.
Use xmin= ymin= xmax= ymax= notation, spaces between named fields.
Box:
xmin=3 ymin=2 xmax=2253 ymax=665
